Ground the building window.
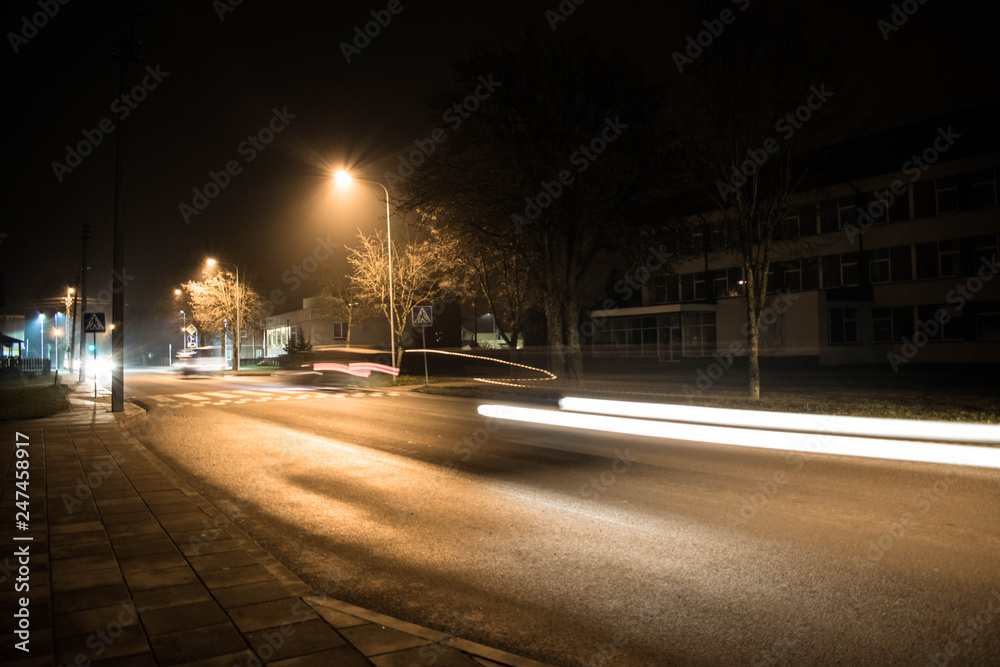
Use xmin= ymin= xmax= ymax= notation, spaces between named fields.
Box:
xmin=917 ymin=304 xmax=962 ymax=341
xmin=819 ymin=196 xmax=857 ymax=233
xmin=711 ymin=267 xmax=745 ymax=299
xmin=973 ymin=234 xmax=999 ymax=268
xmin=781 ymin=261 xmax=802 ymax=292
xmin=872 ymin=306 xmax=912 ymax=343
xmin=708 ymin=222 xmax=727 ymax=250
xmin=860 ymin=189 xmax=907 ymax=225
xmin=935 ymin=176 xmax=960 ymax=214
xmin=868 ymin=245 xmax=914 ymax=284
xmin=781 ymin=214 xmax=801 ymax=238
xmin=976 ymin=302 xmax=1000 ymax=340
xmin=970 ymin=168 xmax=997 ymax=209
xmin=828 ymin=308 xmax=858 ymax=344
xmin=912 ymin=180 xmax=936 ymax=219
xmin=915 ymin=240 xmax=960 ymax=279
xmin=690 ymin=225 xmax=704 ymax=254
xmin=682 ymin=313 xmax=716 ymax=357
xmin=798 ymin=204 xmax=818 ymax=235
xmin=596 ymin=317 xmax=658 ymax=357
xmin=821 ymin=253 xmax=859 ymax=289
xmin=869 ymin=249 xmax=891 ymax=284
xmin=332 ymin=322 xmax=347 ymax=339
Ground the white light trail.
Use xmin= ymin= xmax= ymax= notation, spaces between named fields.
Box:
xmin=558 ymin=397 xmax=1000 ymax=446
xmin=477 ymin=404 xmax=1000 ymax=470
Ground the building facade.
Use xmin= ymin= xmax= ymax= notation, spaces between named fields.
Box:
xmin=592 ymin=113 xmax=1000 ymax=366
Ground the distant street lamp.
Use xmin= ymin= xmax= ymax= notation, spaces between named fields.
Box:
xmin=206 ymin=258 xmax=240 ymax=371
xmin=334 ymin=170 xmax=396 ymax=367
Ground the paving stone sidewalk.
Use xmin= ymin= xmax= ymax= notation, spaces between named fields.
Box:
xmin=0 ymin=382 xmax=552 ymax=667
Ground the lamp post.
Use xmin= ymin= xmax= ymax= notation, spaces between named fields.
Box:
xmin=179 ymin=309 xmax=187 ymax=355
xmin=38 ymin=314 xmax=44 ymax=366
xmin=334 ymin=170 xmax=395 ymax=367
xmin=206 ymin=259 xmax=240 ymax=372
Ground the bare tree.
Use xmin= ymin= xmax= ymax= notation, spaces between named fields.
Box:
xmin=394 ymin=33 xmax=675 ymax=380
xmin=183 ymin=271 xmax=268 ymax=367
xmin=319 ymin=270 xmax=378 ymax=348
xmin=348 ymin=228 xmax=462 ymax=366
xmin=670 ymin=1 xmax=852 ymax=399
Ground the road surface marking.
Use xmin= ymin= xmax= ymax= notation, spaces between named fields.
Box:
xmin=174 ymin=393 xmax=211 ymax=401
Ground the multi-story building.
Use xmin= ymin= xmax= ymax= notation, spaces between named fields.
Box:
xmin=591 ymin=107 xmax=1000 ymax=366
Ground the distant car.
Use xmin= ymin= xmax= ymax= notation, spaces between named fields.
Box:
xmin=175 ymin=346 xmax=229 ymax=375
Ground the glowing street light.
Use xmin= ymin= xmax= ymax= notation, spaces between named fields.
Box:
xmin=206 ymin=258 xmax=241 ymax=371
xmin=334 ymin=169 xmax=396 ymax=367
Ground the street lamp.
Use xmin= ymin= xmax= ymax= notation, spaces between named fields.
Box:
xmin=334 ymin=170 xmax=395 ymax=367
xmin=38 ymin=313 xmax=44 ymax=365
xmin=206 ymin=258 xmax=240 ymax=372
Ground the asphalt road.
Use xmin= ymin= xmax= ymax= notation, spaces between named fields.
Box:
xmin=125 ymin=370 xmax=1000 ymax=666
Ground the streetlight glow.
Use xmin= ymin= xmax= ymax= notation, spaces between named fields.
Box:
xmin=332 ymin=169 xmax=396 ymax=367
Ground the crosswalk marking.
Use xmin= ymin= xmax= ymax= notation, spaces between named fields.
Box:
xmin=147 ymin=387 xmax=391 ymax=409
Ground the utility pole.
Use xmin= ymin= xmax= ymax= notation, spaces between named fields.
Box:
xmin=68 ymin=278 xmax=79 ymax=375
xmin=78 ymin=223 xmax=91 ymax=382
xmin=109 ymin=13 xmax=149 ymax=412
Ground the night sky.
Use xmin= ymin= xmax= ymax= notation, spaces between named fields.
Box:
xmin=2 ymin=0 xmax=998 ymax=344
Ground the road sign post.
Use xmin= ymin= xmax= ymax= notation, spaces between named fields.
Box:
xmin=412 ymin=306 xmax=433 ymax=386
xmin=83 ymin=313 xmax=106 ymax=399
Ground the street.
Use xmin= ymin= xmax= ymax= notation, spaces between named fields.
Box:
xmin=124 ymin=370 xmax=1000 ymax=666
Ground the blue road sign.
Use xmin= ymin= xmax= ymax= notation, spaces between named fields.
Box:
xmin=412 ymin=306 xmax=433 ymax=327
xmin=83 ymin=312 xmax=106 ymax=333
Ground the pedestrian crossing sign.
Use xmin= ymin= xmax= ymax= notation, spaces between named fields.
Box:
xmin=83 ymin=312 xmax=106 ymax=333
xmin=412 ymin=306 xmax=433 ymax=327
